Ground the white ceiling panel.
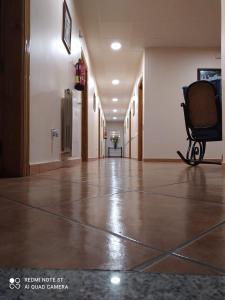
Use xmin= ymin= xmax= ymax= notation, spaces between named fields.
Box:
xmin=75 ymin=0 xmax=220 ymax=121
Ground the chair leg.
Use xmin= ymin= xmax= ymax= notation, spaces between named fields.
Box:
xmin=177 ymin=151 xmax=201 ymax=166
xmin=177 ymin=140 xmax=221 ymax=165
xmin=177 ymin=140 xmax=205 ymax=166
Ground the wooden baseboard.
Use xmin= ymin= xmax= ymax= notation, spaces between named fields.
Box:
xmin=30 ymin=161 xmax=61 ymax=175
xmin=143 ymin=158 xmax=182 ymax=163
xmin=144 ymin=158 xmax=222 ymax=164
xmin=88 ymin=158 xmax=98 ymax=162
xmin=62 ymin=158 xmax=81 ymax=168
xmin=30 ymin=158 xmax=81 ymax=175
xmin=220 ymin=162 xmax=225 ymax=168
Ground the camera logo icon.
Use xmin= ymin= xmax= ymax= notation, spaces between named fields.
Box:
xmin=9 ymin=278 xmax=21 ymax=290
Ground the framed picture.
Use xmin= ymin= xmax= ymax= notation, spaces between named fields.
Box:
xmin=197 ymin=68 xmax=221 ymax=81
xmin=62 ymin=1 xmax=72 ymax=54
xmin=104 ymin=128 xmax=107 ymax=139
xmin=93 ymin=93 xmax=96 ymax=112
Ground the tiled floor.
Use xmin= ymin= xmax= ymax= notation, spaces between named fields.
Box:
xmin=1 ymin=158 xmax=225 ymax=274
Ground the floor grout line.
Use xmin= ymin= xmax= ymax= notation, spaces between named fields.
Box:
xmin=2 ymin=189 xmax=225 ymax=273
xmin=171 ymin=253 xmax=225 ymax=275
xmin=0 ymin=183 xmax=138 ymax=204
xmin=0 ymin=193 xmax=163 ymax=254
xmin=130 ymin=219 xmax=225 ymax=272
xmin=105 ymin=187 xmax=225 ymax=208
xmin=170 ymin=219 xmax=225 ymax=254
xmin=3 ymin=177 xmax=225 ymax=207
xmin=134 ymin=252 xmax=225 ymax=274
xmin=147 ymin=191 xmax=225 ymax=207
xmin=1 ymin=165 xmax=225 ymax=273
xmin=33 ymin=173 xmax=194 ymax=192
xmin=131 ymin=252 xmax=172 ymax=272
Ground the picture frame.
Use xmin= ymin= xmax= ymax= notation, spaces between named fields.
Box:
xmin=197 ymin=68 xmax=221 ymax=81
xmin=62 ymin=0 xmax=72 ymax=54
xmin=104 ymin=128 xmax=107 ymax=139
xmin=93 ymin=93 xmax=96 ymax=112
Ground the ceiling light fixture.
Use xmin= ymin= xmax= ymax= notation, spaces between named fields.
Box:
xmin=113 ymin=109 xmax=118 ymax=113
xmin=112 ymin=98 xmax=119 ymax=102
xmin=111 ymin=42 xmax=122 ymax=51
xmin=113 ymin=117 xmax=117 ymax=120
xmin=112 ymin=79 xmax=120 ymax=85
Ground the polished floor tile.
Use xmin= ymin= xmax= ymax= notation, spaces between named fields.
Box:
xmin=0 ymin=159 xmax=225 ymax=273
xmin=73 ymin=175 xmax=186 ymax=190
xmin=41 ymin=191 xmax=225 ymax=251
xmin=0 ymin=179 xmax=120 ymax=207
xmin=152 ymin=181 xmax=225 ymax=204
xmin=178 ymin=224 xmax=225 ymax=271
xmin=144 ymin=255 xmax=221 ymax=275
xmin=0 ymin=197 xmax=161 ymax=269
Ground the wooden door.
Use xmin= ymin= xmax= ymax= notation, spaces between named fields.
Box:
xmin=0 ymin=0 xmax=30 ymax=176
xmin=138 ymin=79 xmax=143 ymax=161
xmin=98 ymin=108 xmax=101 ymax=158
xmin=129 ymin=110 xmax=132 ymax=158
xmin=81 ymin=53 xmax=88 ymax=162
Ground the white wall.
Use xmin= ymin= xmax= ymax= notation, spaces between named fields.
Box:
xmin=143 ymin=47 xmax=221 ymax=159
xmin=106 ymin=122 xmax=124 ymax=157
xmin=30 ymin=0 xmax=104 ymax=164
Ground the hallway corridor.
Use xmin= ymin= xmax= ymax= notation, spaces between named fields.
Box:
xmin=1 ymin=159 xmax=225 ymax=274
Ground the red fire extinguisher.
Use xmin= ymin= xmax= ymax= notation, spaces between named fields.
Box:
xmin=74 ymin=58 xmax=86 ymax=91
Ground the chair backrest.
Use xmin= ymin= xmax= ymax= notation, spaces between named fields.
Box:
xmin=185 ymin=81 xmax=219 ymax=129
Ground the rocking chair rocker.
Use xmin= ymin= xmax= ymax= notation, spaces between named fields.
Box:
xmin=177 ymin=80 xmax=222 ymax=166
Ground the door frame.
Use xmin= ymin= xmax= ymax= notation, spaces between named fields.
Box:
xmin=98 ymin=108 xmax=101 ymax=158
xmin=138 ymin=78 xmax=143 ymax=161
xmin=0 ymin=0 xmax=30 ymax=176
xmin=81 ymin=52 xmax=88 ymax=162
xmin=129 ymin=110 xmax=132 ymax=158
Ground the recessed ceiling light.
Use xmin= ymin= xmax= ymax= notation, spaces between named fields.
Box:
xmin=112 ymin=79 xmax=120 ymax=85
xmin=113 ymin=109 xmax=118 ymax=113
xmin=111 ymin=42 xmax=122 ymax=51
xmin=112 ymin=98 xmax=119 ymax=102
xmin=113 ymin=117 xmax=117 ymax=120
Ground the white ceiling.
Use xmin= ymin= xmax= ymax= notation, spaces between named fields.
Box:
xmin=75 ymin=0 xmax=221 ymax=121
